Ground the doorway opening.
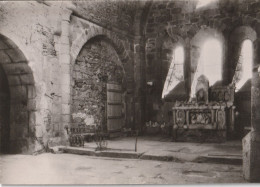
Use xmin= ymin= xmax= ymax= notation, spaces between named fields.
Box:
xmin=0 ymin=34 xmax=36 ymax=154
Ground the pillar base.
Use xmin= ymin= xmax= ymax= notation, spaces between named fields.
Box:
xmin=242 ymin=131 xmax=260 ymax=182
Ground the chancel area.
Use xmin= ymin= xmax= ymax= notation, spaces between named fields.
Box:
xmin=0 ymin=0 xmax=259 ymax=183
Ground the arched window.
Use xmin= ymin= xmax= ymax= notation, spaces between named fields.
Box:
xmin=233 ymin=39 xmax=253 ymax=92
xmin=190 ymin=38 xmax=222 ymax=97
xmin=162 ymin=46 xmax=184 ymax=98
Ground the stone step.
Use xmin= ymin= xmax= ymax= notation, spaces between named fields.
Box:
xmin=58 ymin=146 xmax=242 ymax=165
xmin=194 ymin=155 xmax=242 ymax=165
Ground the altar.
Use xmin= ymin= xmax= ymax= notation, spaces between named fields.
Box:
xmin=172 ymin=75 xmax=235 ymax=142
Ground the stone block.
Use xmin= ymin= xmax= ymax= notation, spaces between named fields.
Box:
xmin=60 ymin=53 xmax=70 ymax=64
xmin=61 ymin=114 xmax=71 ymax=123
xmin=52 ymin=114 xmax=61 ymax=123
xmin=61 ymin=63 xmax=70 ymax=73
xmin=7 ymin=75 xmax=21 ymax=86
xmin=0 ymin=40 xmax=9 ymax=50
xmin=0 ymin=50 xmax=12 ymax=63
xmin=61 ymin=104 xmax=71 ymax=114
xmin=53 ymin=123 xmax=61 ymax=134
xmin=5 ymin=48 xmax=27 ymax=63
xmin=243 ymin=132 xmax=251 ymax=180
xmin=20 ymin=73 xmax=34 ymax=85
xmin=9 ymin=85 xmax=27 ymax=101
xmin=52 ymin=103 xmax=62 ymax=114
xmin=27 ymin=85 xmax=37 ymax=99
xmin=61 ymin=92 xmax=71 ymax=103
xmin=3 ymin=63 xmax=31 ymax=75
xmin=59 ymin=44 xmax=70 ymax=54
xmin=243 ymin=131 xmax=260 ymax=182
xmin=29 ymin=111 xmax=36 ymax=128
xmin=27 ymin=99 xmax=36 ymax=111
xmin=35 ymin=125 xmax=43 ymax=138
xmin=60 ymin=73 xmax=71 ymax=86
xmin=14 ymin=112 xmax=28 ymax=124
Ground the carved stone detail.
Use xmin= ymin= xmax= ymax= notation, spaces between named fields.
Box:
xmin=190 ymin=110 xmax=211 ymax=125
xmin=176 ymin=110 xmax=185 ymax=126
xmin=173 ymin=84 xmax=235 ymax=142
xmin=195 ymin=75 xmax=209 ymax=103
xmin=217 ymin=110 xmax=226 ymax=129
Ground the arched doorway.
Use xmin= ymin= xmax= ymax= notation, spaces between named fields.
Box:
xmin=72 ymin=36 xmax=126 ymax=135
xmin=0 ymin=34 xmax=36 ymax=154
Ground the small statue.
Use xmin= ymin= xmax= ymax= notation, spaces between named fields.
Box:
xmin=195 ymin=75 xmax=209 ymax=104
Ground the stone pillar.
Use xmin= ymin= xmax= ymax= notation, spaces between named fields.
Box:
xmin=134 ymin=36 xmax=146 ymax=133
xmin=184 ymin=43 xmax=191 ymax=96
xmin=59 ymin=8 xmax=72 ymax=142
xmin=242 ymin=39 xmax=260 ymax=182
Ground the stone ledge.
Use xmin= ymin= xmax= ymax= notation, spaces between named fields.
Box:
xmin=58 ymin=146 xmax=242 ymax=165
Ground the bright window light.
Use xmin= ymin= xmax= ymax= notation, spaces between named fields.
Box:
xmin=196 ymin=0 xmax=218 ymax=9
xmin=162 ymin=46 xmax=184 ymax=99
xmin=234 ymin=39 xmax=253 ymax=91
xmin=190 ymin=38 xmax=222 ymax=98
xmin=201 ymin=39 xmax=222 ymax=85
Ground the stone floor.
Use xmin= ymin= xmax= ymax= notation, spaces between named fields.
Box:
xmin=0 ymin=153 xmax=245 ymax=184
xmin=60 ymin=136 xmax=242 ymax=164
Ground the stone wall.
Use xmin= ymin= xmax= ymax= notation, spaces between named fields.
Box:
xmin=72 ymin=37 xmax=125 ymax=130
xmin=0 ymin=0 xmax=139 ymax=153
xmin=73 ymin=0 xmax=138 ymax=35
xmin=70 ymin=15 xmax=136 ymax=130
xmin=0 ymin=1 xmax=63 ymax=153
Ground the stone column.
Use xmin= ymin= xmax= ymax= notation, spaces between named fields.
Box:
xmin=242 ymin=39 xmax=260 ymax=182
xmin=184 ymin=42 xmax=191 ymax=96
xmin=59 ymin=8 xmax=72 ymax=142
xmin=134 ymin=36 xmax=146 ymax=133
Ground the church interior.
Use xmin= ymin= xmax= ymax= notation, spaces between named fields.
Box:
xmin=0 ymin=0 xmax=260 ymax=183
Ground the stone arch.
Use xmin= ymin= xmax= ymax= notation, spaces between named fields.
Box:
xmin=230 ymin=26 xmax=257 ymax=44
xmin=228 ymin=26 xmax=257 ymax=139
xmin=0 ymin=34 xmax=36 ymax=154
xmin=71 ymin=35 xmax=127 ymax=132
xmin=227 ymin=26 xmax=257 ymax=84
xmin=70 ymin=26 xmax=134 ymax=89
xmin=190 ymin=27 xmax=225 ymax=90
xmin=71 ymin=27 xmax=131 ymax=68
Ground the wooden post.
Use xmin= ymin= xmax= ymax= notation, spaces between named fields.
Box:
xmin=135 ymin=130 xmax=138 ymax=152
